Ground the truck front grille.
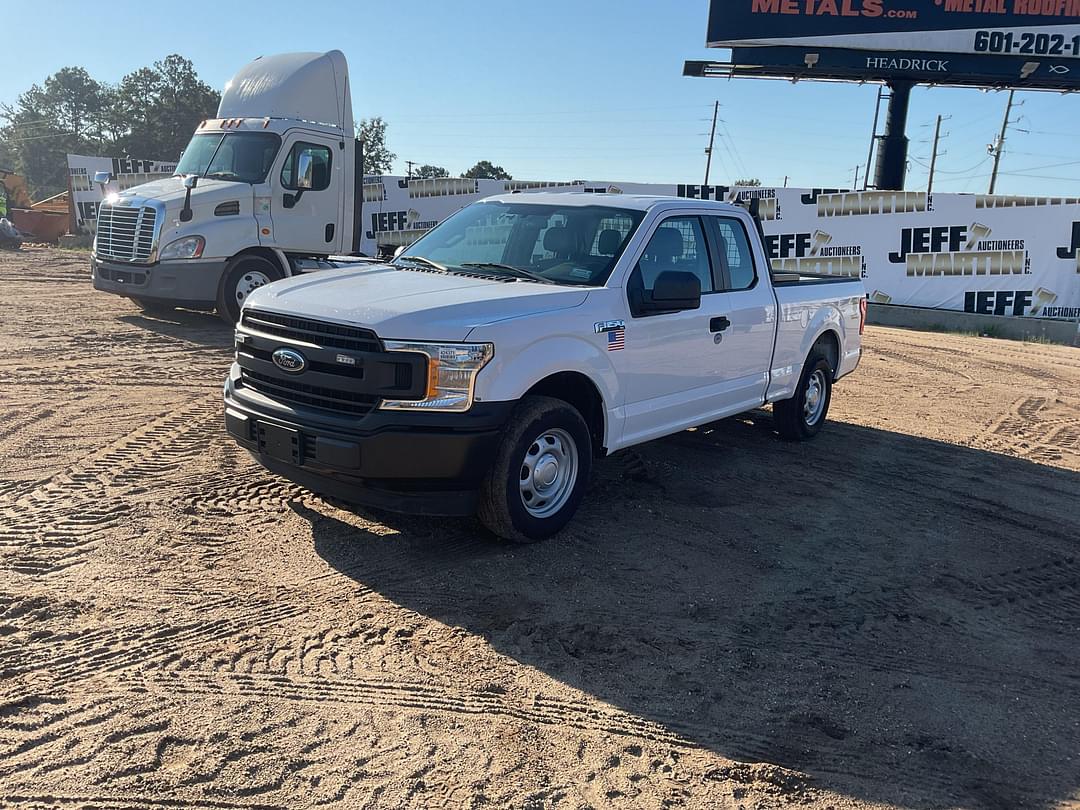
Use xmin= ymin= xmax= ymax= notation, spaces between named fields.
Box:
xmin=241 ymin=310 xmax=381 ymax=353
xmin=238 ymin=369 xmax=378 ymax=416
xmin=96 ymin=203 xmax=158 ymax=263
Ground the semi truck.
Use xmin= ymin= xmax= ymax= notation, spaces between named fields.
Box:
xmin=223 ymin=193 xmax=865 ymax=541
xmin=91 ymin=51 xmax=365 ymax=321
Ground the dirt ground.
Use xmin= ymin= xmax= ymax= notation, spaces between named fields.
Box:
xmin=1 ymin=245 xmax=1078 ymax=810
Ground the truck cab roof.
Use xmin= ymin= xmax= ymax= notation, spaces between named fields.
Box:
xmin=481 ymin=192 xmax=749 ymax=216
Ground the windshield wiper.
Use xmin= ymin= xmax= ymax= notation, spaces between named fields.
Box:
xmin=459 ymin=262 xmax=555 ymax=285
xmin=205 ymin=171 xmax=242 ymax=181
xmin=394 ymin=255 xmax=448 ymax=272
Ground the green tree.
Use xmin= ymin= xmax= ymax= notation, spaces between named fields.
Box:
xmin=734 ymin=178 xmax=762 ymax=187
xmin=414 ymin=164 xmax=449 ymax=179
xmin=0 ymin=68 xmax=107 ymax=198
xmin=462 ymin=160 xmax=512 ymax=180
xmin=357 ymin=117 xmax=395 ymax=175
xmin=0 ymin=57 xmax=219 ymax=199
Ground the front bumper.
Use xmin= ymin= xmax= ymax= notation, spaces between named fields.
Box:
xmin=91 ymin=254 xmax=227 ymax=307
xmin=223 ymin=366 xmax=512 ymax=516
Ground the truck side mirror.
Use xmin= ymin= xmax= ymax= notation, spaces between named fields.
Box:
xmin=640 ymin=270 xmax=701 ymax=314
xmin=180 ymin=174 xmax=199 ymax=222
xmin=93 ymin=171 xmax=113 ymax=190
xmin=296 ymin=151 xmax=314 ymax=191
xmin=284 ymin=149 xmax=314 ymax=209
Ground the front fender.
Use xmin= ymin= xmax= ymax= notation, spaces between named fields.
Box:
xmin=472 ymin=334 xmax=622 ymax=446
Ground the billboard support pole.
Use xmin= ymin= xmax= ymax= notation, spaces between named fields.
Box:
xmin=862 ymin=86 xmax=883 ymax=191
xmin=874 ymin=80 xmax=912 ymax=191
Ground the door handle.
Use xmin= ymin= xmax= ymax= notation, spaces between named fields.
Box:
xmin=710 ymin=316 xmax=731 ymax=333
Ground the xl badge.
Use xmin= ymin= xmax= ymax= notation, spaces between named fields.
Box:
xmin=272 ymin=348 xmax=307 ymax=374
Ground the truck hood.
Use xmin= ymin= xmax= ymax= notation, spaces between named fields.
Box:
xmin=116 ymin=176 xmax=244 ymax=207
xmin=244 ymin=264 xmax=591 ymax=341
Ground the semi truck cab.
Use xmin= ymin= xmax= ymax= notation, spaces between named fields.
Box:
xmin=91 ymin=51 xmax=363 ymax=321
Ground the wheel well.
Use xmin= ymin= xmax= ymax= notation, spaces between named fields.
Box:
xmin=524 ymin=372 xmax=606 ymax=456
xmin=229 ymin=247 xmax=290 ymax=278
xmin=814 ymin=330 xmax=840 ymax=378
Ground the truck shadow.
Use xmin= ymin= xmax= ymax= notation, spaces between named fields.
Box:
xmin=117 ymin=309 xmax=233 ymax=349
xmin=300 ymin=414 xmax=1080 ymax=809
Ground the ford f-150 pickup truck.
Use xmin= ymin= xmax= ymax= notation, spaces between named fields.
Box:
xmin=224 ymin=193 xmax=865 ymax=541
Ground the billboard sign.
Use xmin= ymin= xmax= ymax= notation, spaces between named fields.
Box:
xmin=707 ymin=1 xmax=1080 ymax=58
xmin=686 ymin=44 xmax=1080 ymax=89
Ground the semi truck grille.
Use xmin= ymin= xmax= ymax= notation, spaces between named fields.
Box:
xmin=239 ymin=368 xmax=378 ymax=416
xmin=96 ymin=203 xmax=158 ymax=263
xmin=241 ymin=310 xmax=381 ymax=352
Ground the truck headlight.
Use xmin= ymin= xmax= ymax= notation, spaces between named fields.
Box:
xmin=159 ymin=235 xmax=205 ymax=260
xmin=380 ymin=341 xmax=494 ymax=413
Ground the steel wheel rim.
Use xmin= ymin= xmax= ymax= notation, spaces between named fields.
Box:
xmin=519 ymin=427 xmax=579 ymax=519
xmin=235 ymin=270 xmax=271 ymax=304
xmin=804 ymin=369 xmax=827 ymax=425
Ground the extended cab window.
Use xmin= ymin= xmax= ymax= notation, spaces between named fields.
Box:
xmin=281 ymin=142 xmax=332 ymax=191
xmin=636 ymin=217 xmax=714 ymax=294
xmin=711 ymin=217 xmax=757 ymax=291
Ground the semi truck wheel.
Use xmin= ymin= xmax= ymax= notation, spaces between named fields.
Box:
xmin=773 ymin=348 xmax=833 ymax=441
xmin=478 ymin=396 xmax=592 ymax=543
xmin=217 ymin=254 xmax=283 ymax=323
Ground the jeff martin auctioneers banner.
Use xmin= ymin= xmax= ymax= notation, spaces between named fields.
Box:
xmin=363 ymin=177 xmax=1080 ymax=320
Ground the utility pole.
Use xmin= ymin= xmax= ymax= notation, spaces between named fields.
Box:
xmin=852 ymin=165 xmax=861 ymax=188
xmin=405 ymin=160 xmax=416 ymax=179
xmin=926 ymin=114 xmax=950 ymax=194
xmin=988 ymin=90 xmax=1020 ymax=194
xmin=704 ymin=100 xmax=719 ymax=186
xmin=862 ymin=85 xmax=884 ymax=191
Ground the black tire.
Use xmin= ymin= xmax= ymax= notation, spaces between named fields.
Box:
xmin=132 ymin=297 xmax=175 ymax=315
xmin=216 ymin=254 xmax=283 ymax=324
xmin=773 ymin=348 xmax=833 ymax=441
xmin=478 ymin=395 xmax=593 ymax=543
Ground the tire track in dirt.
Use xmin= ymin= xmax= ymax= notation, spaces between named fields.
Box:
xmin=127 ymin=669 xmax=692 ymax=748
xmin=0 ymin=399 xmax=221 ymax=575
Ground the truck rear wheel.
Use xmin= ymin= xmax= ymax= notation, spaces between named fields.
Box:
xmin=217 ymin=254 xmax=283 ymax=323
xmin=773 ymin=348 xmax=833 ymax=441
xmin=478 ymin=396 xmax=592 ymax=543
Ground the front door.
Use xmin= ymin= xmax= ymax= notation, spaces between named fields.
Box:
xmin=270 ymin=135 xmax=341 ymax=254
xmin=614 ymin=214 xmax=735 ymax=447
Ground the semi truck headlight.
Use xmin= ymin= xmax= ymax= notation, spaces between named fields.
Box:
xmin=160 ymin=235 xmax=205 ymax=260
xmin=380 ymin=341 xmax=494 ymax=413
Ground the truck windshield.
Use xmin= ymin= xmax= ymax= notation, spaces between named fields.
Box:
xmin=397 ymin=201 xmax=646 ymax=287
xmin=174 ymin=132 xmax=281 ymax=184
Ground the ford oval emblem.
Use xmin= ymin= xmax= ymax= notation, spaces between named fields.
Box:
xmin=272 ymin=348 xmax=307 ymax=374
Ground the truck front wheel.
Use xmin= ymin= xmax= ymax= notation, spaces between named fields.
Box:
xmin=478 ymin=396 xmax=593 ymax=543
xmin=773 ymin=348 xmax=833 ymax=441
xmin=217 ymin=254 xmax=283 ymax=323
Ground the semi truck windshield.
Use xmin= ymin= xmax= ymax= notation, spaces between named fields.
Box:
xmin=175 ymin=132 xmax=281 ymax=184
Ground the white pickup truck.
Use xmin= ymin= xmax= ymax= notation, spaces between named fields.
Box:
xmin=224 ymin=193 xmax=865 ymax=541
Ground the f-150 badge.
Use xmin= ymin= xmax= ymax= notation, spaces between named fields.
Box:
xmin=594 ymin=320 xmax=624 ymax=334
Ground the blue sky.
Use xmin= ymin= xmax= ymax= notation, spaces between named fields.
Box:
xmin=4 ymin=0 xmax=1078 ymax=195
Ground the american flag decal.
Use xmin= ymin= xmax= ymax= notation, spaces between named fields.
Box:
xmin=607 ymin=327 xmax=625 ymax=351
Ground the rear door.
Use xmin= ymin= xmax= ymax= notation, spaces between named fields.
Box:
xmin=704 ymin=215 xmax=776 ymax=413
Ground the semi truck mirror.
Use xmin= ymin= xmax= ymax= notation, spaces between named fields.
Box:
xmin=93 ymin=171 xmax=113 ymax=189
xmin=297 ymin=152 xmax=314 ymax=190
xmin=180 ymin=175 xmax=199 ymax=222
